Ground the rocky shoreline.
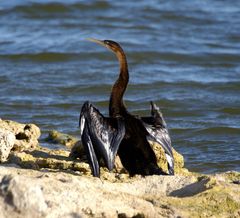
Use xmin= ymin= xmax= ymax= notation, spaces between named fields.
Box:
xmin=0 ymin=118 xmax=239 ymax=218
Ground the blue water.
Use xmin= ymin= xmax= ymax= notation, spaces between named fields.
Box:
xmin=0 ymin=0 xmax=240 ymax=173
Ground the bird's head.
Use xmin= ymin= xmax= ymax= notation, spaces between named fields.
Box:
xmin=87 ymin=38 xmax=123 ymax=53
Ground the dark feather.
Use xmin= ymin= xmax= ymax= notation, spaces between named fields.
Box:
xmin=80 ymin=101 xmax=125 ymax=177
xmin=141 ymin=101 xmax=174 ymax=175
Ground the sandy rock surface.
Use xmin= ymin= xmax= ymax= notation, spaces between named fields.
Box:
xmin=0 ymin=166 xmax=239 ymax=218
xmin=1 ymin=120 xmax=240 ymax=218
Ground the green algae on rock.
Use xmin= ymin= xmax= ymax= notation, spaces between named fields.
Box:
xmin=149 ymin=141 xmax=189 ymax=175
xmin=46 ymin=130 xmax=79 ymax=148
xmin=8 ymin=146 xmax=91 ymax=175
xmin=165 ymin=172 xmax=240 ymax=218
xmin=7 ymin=145 xmax=131 ymax=183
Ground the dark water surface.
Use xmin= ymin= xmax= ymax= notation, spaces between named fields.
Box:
xmin=0 ymin=0 xmax=239 ymax=173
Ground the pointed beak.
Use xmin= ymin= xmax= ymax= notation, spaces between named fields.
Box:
xmin=86 ymin=38 xmax=105 ymax=47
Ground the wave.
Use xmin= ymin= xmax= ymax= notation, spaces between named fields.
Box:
xmin=0 ymin=51 xmax=126 ymax=62
xmin=1 ymin=1 xmax=111 ymax=14
xmin=220 ymin=107 xmax=240 ymax=115
xmin=0 ymin=75 xmax=10 ymax=83
xmin=129 ymin=51 xmax=240 ymax=65
xmin=0 ymin=52 xmax=74 ymax=62
xmin=194 ymin=126 xmax=240 ymax=135
xmin=1 ymin=48 xmax=240 ymax=67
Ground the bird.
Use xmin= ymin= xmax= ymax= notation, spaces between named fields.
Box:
xmin=79 ymin=38 xmax=174 ymax=177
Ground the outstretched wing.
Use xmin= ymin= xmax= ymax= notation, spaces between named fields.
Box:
xmin=79 ymin=101 xmax=125 ymax=177
xmin=141 ymin=101 xmax=174 ymax=175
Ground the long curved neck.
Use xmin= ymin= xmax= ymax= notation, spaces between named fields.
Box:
xmin=109 ymin=49 xmax=129 ymax=118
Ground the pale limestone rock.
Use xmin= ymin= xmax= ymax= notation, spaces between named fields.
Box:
xmin=0 ymin=119 xmax=40 ymax=150
xmin=0 ymin=166 xmax=239 ymax=218
xmin=0 ymin=129 xmax=15 ymax=162
xmin=0 ymin=175 xmax=47 ymax=218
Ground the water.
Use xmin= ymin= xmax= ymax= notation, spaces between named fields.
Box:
xmin=0 ymin=0 xmax=239 ymax=174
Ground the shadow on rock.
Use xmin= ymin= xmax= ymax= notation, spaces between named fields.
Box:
xmin=169 ymin=177 xmax=211 ymax=197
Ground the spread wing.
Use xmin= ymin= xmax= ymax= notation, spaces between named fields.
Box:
xmin=141 ymin=101 xmax=174 ymax=175
xmin=79 ymin=101 xmax=125 ymax=177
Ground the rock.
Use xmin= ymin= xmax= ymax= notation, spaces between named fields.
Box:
xmin=149 ymin=141 xmax=189 ymax=175
xmin=3 ymin=124 xmax=187 ymax=176
xmin=69 ymin=140 xmax=85 ymax=159
xmin=7 ymin=146 xmax=130 ymax=182
xmin=165 ymin=172 xmax=240 ymax=218
xmin=0 ymin=119 xmax=41 ymax=151
xmin=8 ymin=146 xmax=91 ymax=175
xmin=0 ymin=120 xmax=239 ymax=217
xmin=0 ymin=166 xmax=239 ymax=218
xmin=7 ymin=143 xmax=189 ymax=183
xmin=0 ymin=129 xmax=15 ymax=162
xmin=0 ymin=174 xmax=47 ymax=218
xmin=46 ymin=130 xmax=79 ymax=148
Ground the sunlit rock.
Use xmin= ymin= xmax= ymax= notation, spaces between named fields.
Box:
xmin=0 ymin=129 xmax=15 ymax=162
xmin=0 ymin=119 xmax=40 ymax=151
xmin=0 ymin=175 xmax=47 ymax=217
xmin=149 ymin=141 xmax=189 ymax=175
xmin=46 ymin=130 xmax=79 ymax=148
xmin=0 ymin=166 xmax=239 ymax=218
